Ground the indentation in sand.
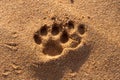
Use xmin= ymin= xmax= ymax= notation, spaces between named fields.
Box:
xmin=78 ymin=24 xmax=86 ymax=35
xmin=60 ymin=30 xmax=69 ymax=43
xmin=43 ymin=40 xmax=63 ymax=56
xmin=33 ymin=19 xmax=86 ymax=56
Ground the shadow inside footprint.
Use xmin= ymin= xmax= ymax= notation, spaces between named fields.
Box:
xmin=31 ymin=43 xmax=92 ymax=80
xmin=33 ymin=33 xmax=41 ymax=44
xmin=78 ymin=24 xmax=86 ymax=35
xmin=70 ymin=33 xmax=82 ymax=48
xmin=43 ymin=40 xmax=63 ymax=56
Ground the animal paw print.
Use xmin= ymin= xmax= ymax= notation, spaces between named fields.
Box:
xmin=33 ymin=20 xmax=86 ymax=56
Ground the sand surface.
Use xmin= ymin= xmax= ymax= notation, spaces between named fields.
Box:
xmin=0 ymin=0 xmax=120 ymax=80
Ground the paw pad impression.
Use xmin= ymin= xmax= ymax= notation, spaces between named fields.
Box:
xmin=33 ymin=20 xmax=86 ymax=56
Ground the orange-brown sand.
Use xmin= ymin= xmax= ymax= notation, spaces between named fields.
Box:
xmin=0 ymin=0 xmax=120 ymax=80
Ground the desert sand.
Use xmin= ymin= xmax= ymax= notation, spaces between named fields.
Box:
xmin=0 ymin=0 xmax=120 ymax=80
